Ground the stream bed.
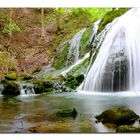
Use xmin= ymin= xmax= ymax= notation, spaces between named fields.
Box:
xmin=0 ymin=92 xmax=140 ymax=133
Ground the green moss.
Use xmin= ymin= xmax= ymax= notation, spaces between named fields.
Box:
xmin=53 ymin=43 xmax=70 ymax=70
xmin=95 ymin=107 xmax=139 ymax=125
xmin=5 ymin=72 xmax=17 ymax=80
xmin=98 ymin=8 xmax=129 ymax=33
xmin=65 ymin=74 xmax=84 ymax=89
xmin=68 ymin=57 xmax=89 ymax=76
xmin=3 ymin=97 xmax=22 ymax=106
xmin=56 ymin=108 xmax=77 ymax=118
xmin=32 ymin=67 xmax=41 ymax=74
xmin=116 ymin=125 xmax=140 ymax=133
xmin=79 ymin=27 xmax=93 ymax=58
xmin=33 ymin=80 xmax=54 ymax=94
xmin=19 ymin=73 xmax=32 ymax=80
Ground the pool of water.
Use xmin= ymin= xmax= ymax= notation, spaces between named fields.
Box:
xmin=0 ymin=91 xmax=140 ymax=133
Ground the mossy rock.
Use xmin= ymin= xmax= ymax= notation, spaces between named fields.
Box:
xmin=98 ymin=8 xmax=129 ymax=33
xmin=53 ymin=42 xmax=70 ymax=70
xmin=116 ymin=125 xmax=140 ymax=133
xmin=3 ymin=97 xmax=22 ymax=105
xmin=67 ymin=57 xmax=89 ymax=76
xmin=65 ymin=74 xmax=84 ymax=89
xmin=79 ymin=27 xmax=93 ymax=59
xmin=33 ymin=80 xmax=54 ymax=94
xmin=1 ymin=80 xmax=20 ymax=96
xmin=32 ymin=67 xmax=41 ymax=74
xmin=5 ymin=72 xmax=17 ymax=80
xmin=56 ymin=108 xmax=78 ymax=118
xmin=95 ymin=107 xmax=139 ymax=125
xmin=20 ymin=73 xmax=33 ymax=80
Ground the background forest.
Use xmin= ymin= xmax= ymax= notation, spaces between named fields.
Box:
xmin=0 ymin=8 xmax=114 ymax=79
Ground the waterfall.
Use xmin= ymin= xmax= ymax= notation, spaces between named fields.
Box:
xmin=67 ymin=28 xmax=86 ymax=65
xmin=18 ymin=82 xmax=35 ymax=95
xmin=81 ymin=8 xmax=140 ymax=92
xmin=61 ymin=19 xmax=101 ymax=76
xmin=61 ymin=52 xmax=90 ymax=76
xmin=89 ymin=19 xmax=101 ymax=44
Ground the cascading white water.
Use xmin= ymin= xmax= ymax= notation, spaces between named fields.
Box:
xmin=18 ymin=82 xmax=35 ymax=95
xmin=67 ymin=28 xmax=86 ymax=65
xmin=61 ymin=19 xmax=101 ymax=76
xmin=61 ymin=52 xmax=90 ymax=76
xmin=81 ymin=8 xmax=140 ymax=92
xmin=89 ymin=19 xmax=101 ymax=44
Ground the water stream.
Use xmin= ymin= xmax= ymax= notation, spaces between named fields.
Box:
xmin=0 ymin=92 xmax=140 ymax=132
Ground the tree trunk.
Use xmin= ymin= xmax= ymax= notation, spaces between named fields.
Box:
xmin=41 ymin=8 xmax=45 ymax=39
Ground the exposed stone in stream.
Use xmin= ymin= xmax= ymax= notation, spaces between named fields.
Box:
xmin=1 ymin=80 xmax=20 ymax=96
xmin=95 ymin=107 xmax=139 ymax=126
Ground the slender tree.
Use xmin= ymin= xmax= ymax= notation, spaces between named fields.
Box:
xmin=41 ymin=8 xmax=45 ymax=39
xmin=9 ymin=8 xmax=13 ymax=46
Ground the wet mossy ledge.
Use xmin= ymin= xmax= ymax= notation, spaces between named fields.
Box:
xmin=98 ymin=8 xmax=129 ymax=34
xmin=116 ymin=125 xmax=140 ymax=133
xmin=0 ymin=73 xmax=85 ymax=96
xmin=52 ymin=26 xmax=93 ymax=70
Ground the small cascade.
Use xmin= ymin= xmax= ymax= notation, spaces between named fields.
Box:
xmin=18 ymin=82 xmax=35 ymax=95
xmin=89 ymin=19 xmax=101 ymax=44
xmin=61 ymin=52 xmax=90 ymax=76
xmin=81 ymin=8 xmax=140 ymax=92
xmin=67 ymin=28 xmax=86 ymax=65
xmin=61 ymin=20 xmax=101 ymax=76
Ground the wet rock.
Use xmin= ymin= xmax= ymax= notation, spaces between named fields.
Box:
xmin=33 ymin=79 xmax=71 ymax=94
xmin=116 ymin=125 xmax=140 ymax=133
xmin=1 ymin=80 xmax=20 ymax=96
xmin=5 ymin=72 xmax=17 ymax=80
xmin=95 ymin=107 xmax=139 ymax=125
xmin=33 ymin=80 xmax=54 ymax=94
xmin=64 ymin=74 xmax=84 ymax=89
xmin=20 ymin=73 xmax=33 ymax=80
xmin=56 ymin=108 xmax=77 ymax=118
xmin=3 ymin=97 xmax=22 ymax=105
xmin=28 ymin=122 xmax=71 ymax=133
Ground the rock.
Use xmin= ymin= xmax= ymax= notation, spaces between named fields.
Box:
xmin=33 ymin=80 xmax=54 ymax=94
xmin=5 ymin=72 xmax=17 ymax=80
xmin=28 ymin=124 xmax=50 ymax=133
xmin=20 ymin=73 xmax=33 ymax=80
xmin=116 ymin=125 xmax=140 ymax=133
xmin=3 ymin=97 xmax=22 ymax=105
xmin=33 ymin=79 xmax=71 ymax=94
xmin=1 ymin=80 xmax=20 ymax=96
xmin=56 ymin=108 xmax=78 ymax=118
xmin=28 ymin=122 xmax=71 ymax=133
xmin=95 ymin=107 xmax=139 ymax=125
xmin=65 ymin=74 xmax=84 ymax=89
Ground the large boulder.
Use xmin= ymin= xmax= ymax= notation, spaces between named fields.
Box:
xmin=95 ymin=107 xmax=139 ymax=125
xmin=116 ymin=125 xmax=140 ymax=133
xmin=1 ymin=80 xmax=20 ymax=96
